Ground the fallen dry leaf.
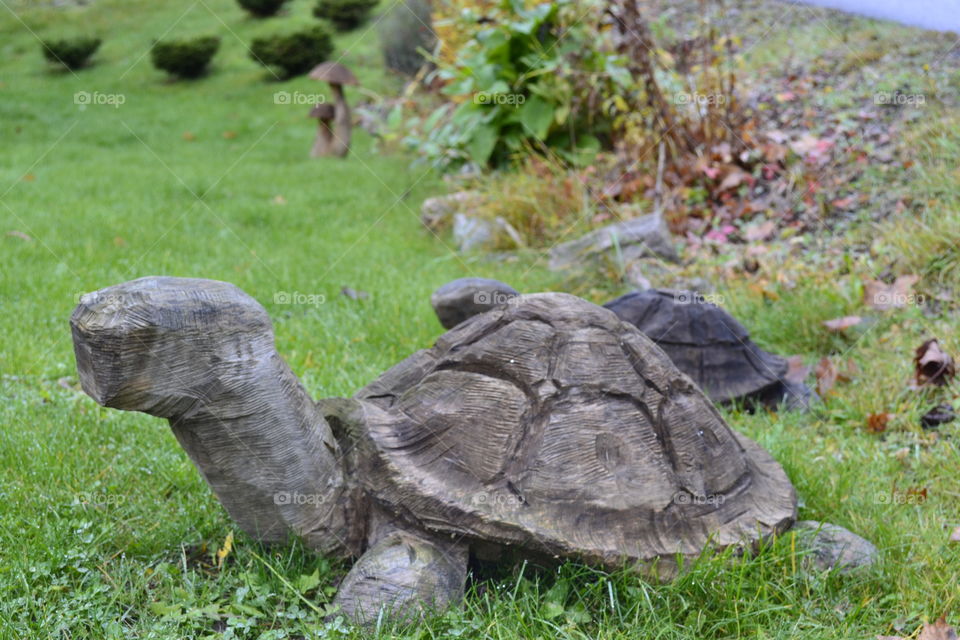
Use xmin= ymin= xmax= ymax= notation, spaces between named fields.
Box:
xmin=182 ymin=131 xmax=196 ymax=141
xmin=761 ymin=141 xmax=788 ymax=163
xmin=864 ymin=275 xmax=920 ymax=310
xmin=815 ymin=357 xmax=857 ymax=396
xmin=784 ymin=355 xmax=810 ymax=385
xmin=823 ymin=315 xmax=863 ymax=332
xmin=745 ymin=220 xmax=776 ymax=242
xmin=914 ymin=339 xmax=955 ymax=387
xmin=216 ymin=531 xmax=233 ymax=570
xmin=815 ymin=357 xmax=838 ymax=396
xmin=340 ymin=286 xmax=369 ymax=300
xmin=919 ymin=617 xmax=958 ymax=640
xmin=272 ymin=194 xmax=287 ymax=205
xmin=222 ymin=130 xmax=237 ymax=139
xmin=866 ymin=412 xmax=894 ymax=433
xmin=718 ymin=167 xmax=750 ymax=191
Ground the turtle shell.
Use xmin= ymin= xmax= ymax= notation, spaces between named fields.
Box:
xmin=345 ymin=293 xmax=796 ymax=570
xmin=604 ymin=289 xmax=789 ymax=404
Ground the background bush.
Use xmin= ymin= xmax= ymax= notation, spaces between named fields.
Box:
xmin=150 ymin=36 xmax=220 ymax=79
xmin=403 ymin=0 xmax=624 ymax=169
xmin=378 ymin=0 xmax=434 ymax=76
xmin=250 ymin=26 xmax=334 ymax=78
xmin=41 ymin=37 xmax=101 ymax=70
xmin=313 ymin=0 xmax=379 ymax=31
xmin=236 ymin=0 xmax=291 ymax=18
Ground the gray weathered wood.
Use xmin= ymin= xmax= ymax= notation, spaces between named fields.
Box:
xmin=344 ymin=292 xmax=797 ymax=573
xmin=70 ymin=276 xmax=364 ymax=557
xmin=72 ymin=278 xmax=799 ymax=626
xmin=430 ymin=277 xmax=519 ymax=329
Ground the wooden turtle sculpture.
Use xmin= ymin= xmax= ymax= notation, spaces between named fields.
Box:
xmin=72 ymin=277 xmax=807 ymax=625
xmin=431 ymin=280 xmax=811 ymax=410
xmin=603 ymin=289 xmax=812 ymax=410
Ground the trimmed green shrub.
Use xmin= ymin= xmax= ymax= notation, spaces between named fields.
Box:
xmin=249 ymin=26 xmax=333 ymax=78
xmin=236 ymin=0 xmax=291 ymax=18
xmin=379 ymin=0 xmax=433 ymax=76
xmin=41 ymin=37 xmax=101 ymax=70
xmin=313 ymin=0 xmax=379 ymax=31
xmin=150 ymin=36 xmax=220 ymax=79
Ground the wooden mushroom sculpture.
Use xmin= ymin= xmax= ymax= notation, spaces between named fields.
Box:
xmin=308 ymin=61 xmax=358 ymax=158
xmin=309 ymin=102 xmax=336 ymax=158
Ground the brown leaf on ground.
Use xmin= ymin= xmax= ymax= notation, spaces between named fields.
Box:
xmin=879 ymin=617 xmax=958 ymax=640
xmin=914 ymin=339 xmax=956 ymax=387
xmin=784 ymin=355 xmax=810 ymax=385
xmin=840 ymin=359 xmax=860 ymax=381
xmin=866 ymin=412 xmax=894 ymax=433
xmin=761 ymin=141 xmax=788 ymax=163
xmin=823 ymin=315 xmax=862 ymax=332
xmin=815 ymin=357 xmax=838 ymax=396
xmin=864 ymin=275 xmax=920 ymax=310
xmin=831 ymin=195 xmax=857 ymax=209
xmin=919 ymin=618 xmax=958 ymax=640
xmin=745 ymin=220 xmax=776 ymax=242
xmin=718 ymin=167 xmax=751 ymax=191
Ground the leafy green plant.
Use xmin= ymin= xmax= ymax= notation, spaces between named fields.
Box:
xmin=236 ymin=0 xmax=291 ymax=17
xmin=402 ymin=0 xmax=629 ymax=169
xmin=379 ymin=0 xmax=434 ymax=75
xmin=313 ymin=0 xmax=379 ymax=31
xmin=250 ymin=26 xmax=334 ymax=78
xmin=150 ymin=36 xmax=220 ymax=79
xmin=41 ymin=37 xmax=101 ymax=70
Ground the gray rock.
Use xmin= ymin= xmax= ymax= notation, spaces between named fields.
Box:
xmin=452 ymin=214 xmax=523 ymax=253
xmin=421 ymin=191 xmax=482 ymax=231
xmin=548 ymin=213 xmax=678 ymax=272
xmin=453 ymin=213 xmax=496 ymax=252
xmin=793 ymin=520 xmax=878 ymax=573
xmin=430 ymin=277 xmax=520 ymax=329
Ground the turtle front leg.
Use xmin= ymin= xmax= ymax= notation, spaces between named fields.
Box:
xmin=70 ymin=276 xmax=363 ymax=557
xmin=332 ymin=525 xmax=468 ymax=627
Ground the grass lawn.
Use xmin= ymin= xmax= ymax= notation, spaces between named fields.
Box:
xmin=1 ymin=0 xmax=958 ymax=638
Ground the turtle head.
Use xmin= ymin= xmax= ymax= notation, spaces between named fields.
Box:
xmin=430 ymin=277 xmax=521 ymax=330
xmin=71 ymin=276 xmax=274 ymax=418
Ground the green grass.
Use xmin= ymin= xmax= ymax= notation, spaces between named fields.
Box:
xmin=1 ymin=0 xmax=958 ymax=638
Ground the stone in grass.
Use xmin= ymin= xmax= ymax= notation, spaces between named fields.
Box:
xmin=548 ymin=213 xmax=678 ymax=272
xmin=452 ymin=213 xmax=522 ymax=253
xmin=793 ymin=520 xmax=878 ymax=573
xmin=420 ymin=191 xmax=482 ymax=231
